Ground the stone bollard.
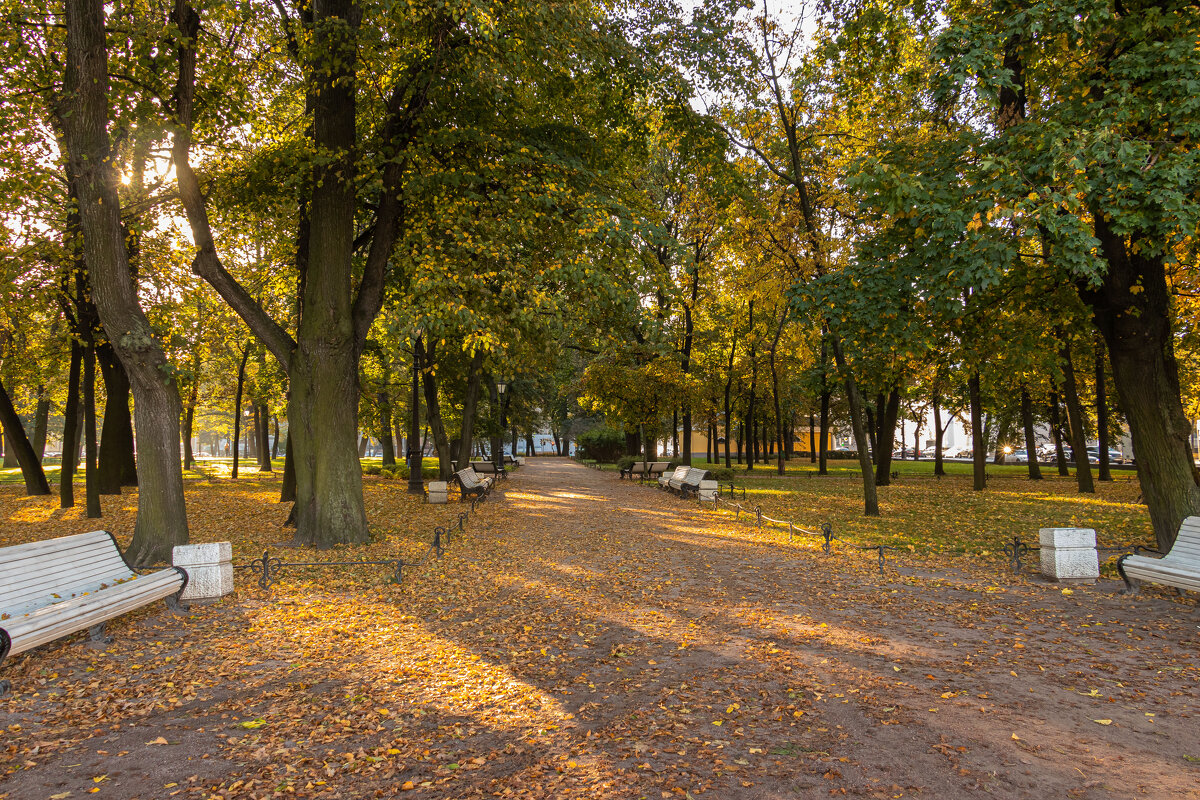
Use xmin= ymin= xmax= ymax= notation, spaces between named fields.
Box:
xmin=698 ymin=479 xmax=718 ymax=502
xmin=171 ymin=542 xmax=234 ymax=601
xmin=1038 ymin=527 xmax=1100 ymax=583
xmin=427 ymin=481 xmax=448 ymax=504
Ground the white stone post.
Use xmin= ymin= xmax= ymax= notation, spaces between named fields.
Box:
xmin=171 ymin=542 xmax=234 ymax=601
xmin=1038 ymin=527 xmax=1100 ymax=583
xmin=427 ymin=480 xmax=448 ymax=504
xmin=698 ymin=479 xmax=718 ymax=503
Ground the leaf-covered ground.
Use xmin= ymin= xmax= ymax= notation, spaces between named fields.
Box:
xmin=1 ymin=459 xmax=1197 ymax=799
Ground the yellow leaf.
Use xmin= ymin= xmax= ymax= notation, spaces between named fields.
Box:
xmin=1093 ymin=719 xmax=1113 ymax=725
xmin=402 ymin=781 xmax=415 ymax=791
xmin=146 ymin=736 xmax=169 ymax=746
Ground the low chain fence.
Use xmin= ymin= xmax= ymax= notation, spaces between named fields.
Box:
xmin=140 ymin=480 xmax=499 ymax=592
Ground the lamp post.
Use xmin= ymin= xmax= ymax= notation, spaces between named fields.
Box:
xmin=495 ymin=379 xmax=508 ymax=473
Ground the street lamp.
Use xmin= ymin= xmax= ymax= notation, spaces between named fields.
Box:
xmin=495 ymin=379 xmax=509 ymax=472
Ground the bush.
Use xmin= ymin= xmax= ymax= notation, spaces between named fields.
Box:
xmin=576 ymin=426 xmax=626 ymax=463
xmin=617 ymin=455 xmax=636 ymax=472
xmin=712 ymin=467 xmax=735 ymax=482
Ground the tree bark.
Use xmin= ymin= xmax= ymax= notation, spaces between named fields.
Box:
xmin=1049 ymin=392 xmax=1070 ymax=475
xmin=60 ymin=341 xmax=83 ymax=507
xmin=96 ymin=342 xmax=137 ymax=493
xmin=0 ymin=378 xmax=50 ymax=495
xmin=379 ymin=391 xmax=396 ymax=467
xmin=232 ymin=344 xmax=249 ymax=480
xmin=258 ymin=403 xmax=273 ymax=471
xmin=1059 ymin=338 xmax=1095 ymax=493
xmin=969 ymin=372 xmax=986 ymax=491
xmin=281 ymin=432 xmax=297 ymax=504
xmin=874 ymin=387 xmax=900 ymax=486
xmin=1020 ymin=385 xmax=1043 ymax=480
xmin=63 ymin=0 xmax=187 ymax=561
xmin=416 ymin=338 xmax=453 ymax=479
xmin=83 ymin=343 xmax=101 ymax=518
xmin=932 ymin=395 xmax=946 ymax=478
xmin=1095 ymin=337 xmax=1112 ymax=482
xmin=32 ymin=387 xmax=50 ymax=461
xmin=456 ymin=350 xmax=486 ymax=470
xmin=829 ymin=335 xmax=878 ymax=515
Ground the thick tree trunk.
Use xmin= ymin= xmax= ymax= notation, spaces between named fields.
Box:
xmin=874 ymin=387 xmax=900 ymax=486
xmin=1095 ymin=338 xmax=1112 ymax=482
xmin=1059 ymin=338 xmax=1095 ymax=494
xmin=1020 ymin=386 xmax=1043 ymax=480
xmin=63 ymin=0 xmax=187 ymax=562
xmin=96 ymin=342 xmax=137 ymax=493
xmin=83 ymin=343 xmax=101 ymax=518
xmin=456 ymin=350 xmax=486 ymax=470
xmin=60 ymin=341 xmax=83 ymax=507
xmin=1081 ymin=224 xmax=1200 ymax=549
xmin=969 ymin=372 xmax=986 ymax=491
xmin=0 ymin=379 xmax=50 ymax=495
xmin=281 ymin=432 xmax=297 ymax=504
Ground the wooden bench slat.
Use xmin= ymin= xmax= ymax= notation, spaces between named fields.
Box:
xmin=1120 ymin=515 xmax=1200 ymax=595
xmin=1 ymin=558 xmax=134 ymax=616
xmin=5 ymin=571 xmax=184 ymax=657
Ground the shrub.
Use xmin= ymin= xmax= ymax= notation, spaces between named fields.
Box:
xmin=576 ymin=426 xmax=626 ymax=463
xmin=712 ymin=467 xmax=734 ymax=482
xmin=617 ymin=455 xmax=636 ymax=472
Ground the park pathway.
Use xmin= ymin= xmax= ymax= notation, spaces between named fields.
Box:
xmin=1 ymin=457 xmax=1196 ymax=800
xmin=394 ymin=458 xmax=1199 ymax=799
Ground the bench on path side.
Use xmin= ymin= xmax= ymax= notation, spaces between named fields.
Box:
xmin=0 ymin=530 xmax=189 ymax=694
xmin=621 ymin=461 xmax=670 ymax=481
xmin=659 ymin=466 xmax=711 ymax=496
xmin=454 ymin=467 xmax=494 ymax=500
xmin=1117 ymin=516 xmax=1200 ymax=595
xmin=469 ymin=461 xmax=508 ymax=479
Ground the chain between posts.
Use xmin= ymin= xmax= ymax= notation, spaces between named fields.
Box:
xmin=1004 ymin=536 xmax=1159 ymax=575
xmin=232 ymin=474 xmax=498 ymax=591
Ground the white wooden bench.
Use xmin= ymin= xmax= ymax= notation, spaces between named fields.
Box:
xmin=622 ymin=461 xmax=670 ymax=480
xmin=469 ymin=461 xmax=508 ymax=479
xmin=1117 ymin=516 xmax=1200 ymax=595
xmin=0 ymin=530 xmax=189 ymax=693
xmin=454 ymin=467 xmax=494 ymax=500
xmin=659 ymin=466 xmax=711 ymax=496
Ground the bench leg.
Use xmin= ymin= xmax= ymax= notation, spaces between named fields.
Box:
xmin=88 ymin=623 xmax=113 ymax=647
xmin=165 ymin=594 xmax=190 ymax=615
xmin=1116 ymin=554 xmax=1139 ymax=595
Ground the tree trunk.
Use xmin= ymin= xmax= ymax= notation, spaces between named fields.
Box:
xmin=827 ymin=336 xmax=878 ymax=514
xmin=768 ymin=307 xmax=787 ymax=475
xmin=0 ymin=379 xmax=50 ymax=495
xmin=63 ymin=0 xmax=188 ymax=562
xmin=1081 ymin=207 xmax=1200 ymax=550
xmin=991 ymin=411 xmax=1014 ymax=465
xmin=864 ymin=405 xmax=877 ymax=461
xmin=32 ymin=387 xmax=50 ymax=461
xmin=416 ymin=338 xmax=453 ymax=480
xmin=182 ymin=370 xmax=198 ymax=471
xmin=1095 ymin=337 xmax=1112 ymax=482
xmin=258 ymin=404 xmax=273 ymax=471
xmin=456 ymin=349 xmax=486 ymax=470
xmin=232 ymin=344 xmax=249 ymax=480
xmin=1020 ymin=385 xmax=1043 ymax=480
xmin=379 ymin=391 xmax=396 ymax=467
xmin=96 ymin=342 xmax=137 ymax=493
xmin=273 ymin=415 xmax=280 ymax=460
xmin=723 ymin=324 xmax=738 ymax=469
xmin=819 ymin=338 xmax=830 ymax=475
xmin=746 ymin=300 xmax=757 ymax=471
xmin=525 ymin=430 xmax=535 ymax=456
xmin=932 ymin=396 xmax=946 ymax=477
xmin=1049 ymin=392 xmax=1069 ymax=475
xmin=969 ymin=372 xmax=986 ymax=491
xmin=60 ymin=341 xmax=83 ymax=507
xmin=874 ymin=387 xmax=900 ymax=486
xmin=1059 ymin=337 xmax=1095 ymax=493
xmin=83 ymin=343 xmax=101 ymax=518
xmin=281 ymin=432 xmax=296 ymax=503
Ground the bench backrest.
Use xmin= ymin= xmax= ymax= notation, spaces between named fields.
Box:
xmin=1166 ymin=516 xmax=1200 ymax=561
xmin=456 ymin=468 xmax=482 ymax=488
xmin=470 ymin=461 xmax=499 ymax=473
xmin=0 ymin=531 xmax=135 ymax=618
xmin=684 ymin=467 xmax=710 ymax=485
xmin=668 ymin=466 xmax=689 ymax=481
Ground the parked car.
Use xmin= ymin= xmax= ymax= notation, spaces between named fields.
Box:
xmin=1009 ymin=449 xmax=1029 ymax=463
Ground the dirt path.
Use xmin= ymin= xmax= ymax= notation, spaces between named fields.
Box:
xmin=2 ymin=458 xmax=1197 ymax=799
